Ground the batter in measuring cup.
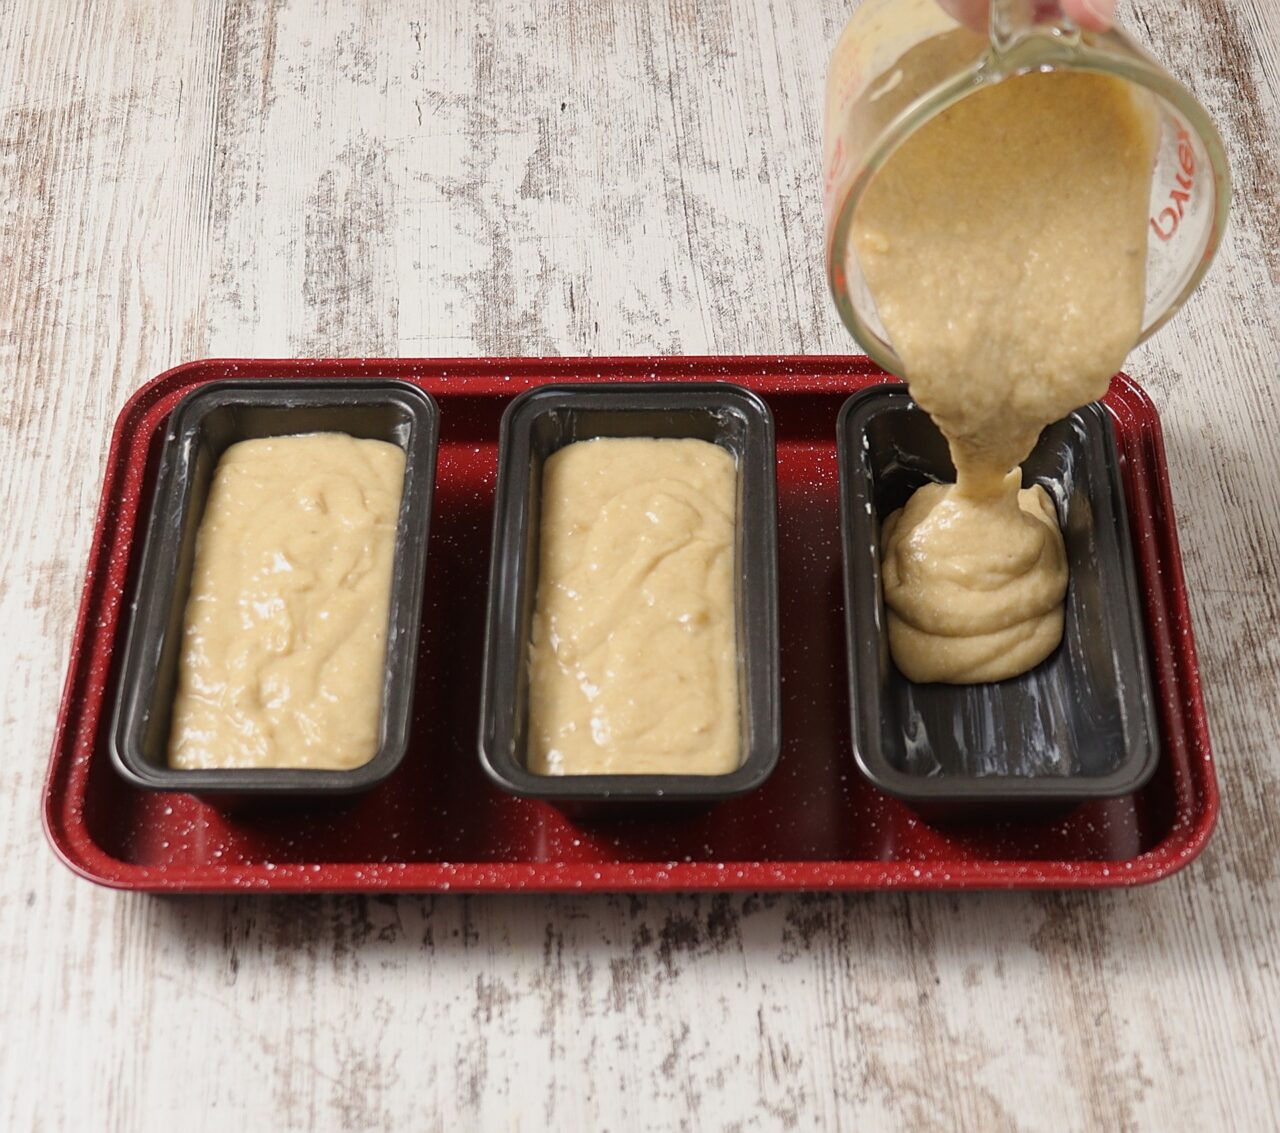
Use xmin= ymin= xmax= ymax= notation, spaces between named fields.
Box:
xmin=852 ymin=70 xmax=1158 ymax=683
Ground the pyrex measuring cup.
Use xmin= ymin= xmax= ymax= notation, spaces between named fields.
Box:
xmin=823 ymin=0 xmax=1230 ymax=373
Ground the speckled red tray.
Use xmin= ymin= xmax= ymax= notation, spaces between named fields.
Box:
xmin=42 ymin=357 xmax=1218 ymax=892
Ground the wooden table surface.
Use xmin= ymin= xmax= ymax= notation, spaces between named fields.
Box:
xmin=4 ymin=1 xmax=1278 ymax=1128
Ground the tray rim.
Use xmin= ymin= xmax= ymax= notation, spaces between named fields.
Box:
xmin=41 ymin=355 xmax=1220 ymax=893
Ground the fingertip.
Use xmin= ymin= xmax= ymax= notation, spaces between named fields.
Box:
xmin=1066 ymin=0 xmax=1116 ymax=32
xmin=935 ymin=0 xmax=989 ymax=34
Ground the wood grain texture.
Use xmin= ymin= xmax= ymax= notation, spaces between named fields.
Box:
xmin=3 ymin=1 xmax=1278 ymax=1129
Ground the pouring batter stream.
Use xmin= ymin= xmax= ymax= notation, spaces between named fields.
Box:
xmin=852 ymin=69 xmax=1158 ymax=682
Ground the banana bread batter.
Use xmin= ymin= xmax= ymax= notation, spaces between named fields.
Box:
xmin=852 ymin=71 xmax=1158 ymax=682
xmin=527 ymin=437 xmax=739 ymax=776
xmin=168 ymin=433 xmax=405 ymax=770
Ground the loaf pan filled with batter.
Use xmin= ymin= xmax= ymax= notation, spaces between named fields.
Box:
xmin=479 ymin=383 xmax=780 ymax=807
xmin=110 ymin=380 xmax=439 ymax=802
xmin=837 ymin=384 xmax=1160 ymax=817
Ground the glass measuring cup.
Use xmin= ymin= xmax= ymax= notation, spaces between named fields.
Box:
xmin=823 ymin=0 xmax=1231 ymax=373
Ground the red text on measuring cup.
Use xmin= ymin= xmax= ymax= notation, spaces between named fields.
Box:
xmin=1150 ymin=121 xmax=1196 ymax=242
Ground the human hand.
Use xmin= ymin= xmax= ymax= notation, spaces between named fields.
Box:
xmin=937 ymin=0 xmax=1116 ymax=33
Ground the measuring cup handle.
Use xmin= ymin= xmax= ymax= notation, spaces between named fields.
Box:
xmin=987 ymin=0 xmax=1113 ymax=52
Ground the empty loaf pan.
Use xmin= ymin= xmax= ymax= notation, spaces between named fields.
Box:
xmin=479 ymin=382 xmax=781 ymax=805
xmin=837 ymin=383 xmax=1159 ymax=815
xmin=110 ymin=380 xmax=439 ymax=801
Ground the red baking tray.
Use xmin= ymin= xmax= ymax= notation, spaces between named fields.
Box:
xmin=42 ymin=357 xmax=1218 ymax=892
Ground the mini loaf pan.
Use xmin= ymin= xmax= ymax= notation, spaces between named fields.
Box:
xmin=479 ymin=382 xmax=781 ymax=806
xmin=837 ymin=384 xmax=1160 ymax=816
xmin=110 ymin=380 xmax=439 ymax=802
